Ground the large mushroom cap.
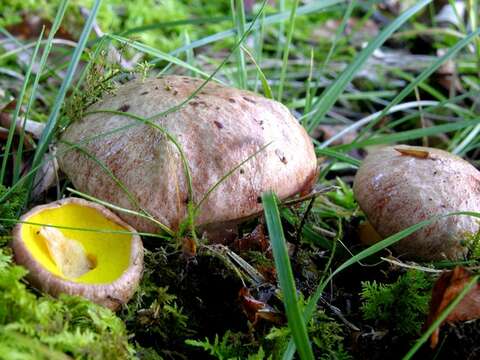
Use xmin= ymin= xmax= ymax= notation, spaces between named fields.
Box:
xmin=353 ymin=145 xmax=480 ymax=261
xmin=12 ymin=198 xmax=143 ymax=310
xmin=58 ymin=76 xmax=317 ymax=233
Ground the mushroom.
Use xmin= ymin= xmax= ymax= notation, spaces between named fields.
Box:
xmin=12 ymin=197 xmax=143 ymax=310
xmin=353 ymin=145 xmax=480 ymax=261
xmin=57 ymin=76 xmax=317 ymax=234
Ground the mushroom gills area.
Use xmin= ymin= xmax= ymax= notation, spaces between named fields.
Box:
xmin=21 ymin=203 xmax=132 ymax=284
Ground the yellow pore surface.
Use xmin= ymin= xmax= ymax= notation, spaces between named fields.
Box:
xmin=21 ymin=203 xmax=132 ymax=284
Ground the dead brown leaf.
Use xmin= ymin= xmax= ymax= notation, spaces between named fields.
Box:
xmin=394 ymin=147 xmax=430 ymax=159
xmin=233 ymin=224 xmax=269 ymax=253
xmin=6 ymin=13 xmax=74 ymax=41
xmin=424 ymin=267 xmax=480 ymax=348
xmin=238 ymin=287 xmax=283 ymax=325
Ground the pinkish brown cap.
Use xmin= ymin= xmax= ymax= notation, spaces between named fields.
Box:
xmin=353 ymin=145 xmax=480 ymax=261
xmin=12 ymin=197 xmax=143 ymax=310
xmin=57 ymin=76 xmax=317 ymax=233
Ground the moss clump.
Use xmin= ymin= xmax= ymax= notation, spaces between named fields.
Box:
xmin=0 ymin=248 xmax=133 ymax=359
xmin=186 ymin=330 xmax=270 ymax=360
xmin=0 ymin=184 xmax=26 ymax=234
xmin=360 ymin=270 xmax=433 ymax=336
xmin=266 ymin=309 xmax=351 ymax=360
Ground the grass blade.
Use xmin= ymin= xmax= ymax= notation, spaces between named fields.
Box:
xmin=231 ymin=0 xmax=247 ymax=89
xmin=0 ymin=30 xmax=44 ymax=184
xmin=107 ymin=33 xmax=215 ymax=80
xmin=26 ymin=0 xmax=103 ymax=202
xmin=262 ymin=192 xmax=314 ymax=360
xmin=315 ymin=148 xmax=360 ymax=167
xmin=352 ymin=28 xmax=480 ymax=141
xmin=403 ymin=275 xmax=479 ymax=359
xmin=241 ymin=45 xmax=273 ymax=98
xmin=167 ymin=0 xmax=345 ymax=58
xmin=12 ymin=29 xmax=46 ymax=183
xmin=337 ymin=118 xmax=480 ymax=150
xmin=306 ymin=0 xmax=432 ymax=133
xmin=277 ymin=0 xmax=299 ymax=101
xmin=283 ymin=211 xmax=480 ymax=359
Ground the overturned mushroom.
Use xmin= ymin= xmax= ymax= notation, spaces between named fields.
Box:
xmin=353 ymin=145 xmax=480 ymax=261
xmin=57 ymin=76 xmax=317 ymax=234
xmin=12 ymin=197 xmax=143 ymax=310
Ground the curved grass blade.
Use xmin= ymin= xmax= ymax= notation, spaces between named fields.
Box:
xmin=262 ymin=192 xmax=314 ymax=360
xmin=119 ymin=16 xmax=229 ymax=37
xmin=194 ymin=142 xmax=272 ymax=213
xmin=0 ymin=121 xmax=144 ymax=204
xmin=59 ymin=139 xmax=157 ymax=220
xmin=315 ymin=148 xmax=360 ymax=167
xmin=231 ymin=0 xmax=247 ymax=89
xmin=283 ymin=211 xmax=480 ymax=359
xmin=13 ymin=29 xmax=48 ymax=183
xmin=277 ymin=0 xmax=300 ymax=101
xmin=26 ymin=0 xmax=102 ymax=202
xmin=84 ymin=109 xmax=195 ymax=205
xmin=146 ymin=0 xmax=269 ymax=122
xmin=403 ymin=275 xmax=479 ymax=360
xmin=306 ymin=0 xmax=432 ymax=133
xmin=337 ymin=118 xmax=480 ymax=151
xmin=106 ymin=33 xmax=215 ymax=80
xmin=0 ymin=219 xmax=168 ymax=239
xmin=241 ymin=45 xmax=273 ymax=98
xmin=0 ymin=29 xmax=44 ymax=184
xmin=351 ymin=28 xmax=480 ymax=141
xmin=168 ymin=0 xmax=344 ymax=58
xmin=67 ymin=187 xmax=174 ymax=236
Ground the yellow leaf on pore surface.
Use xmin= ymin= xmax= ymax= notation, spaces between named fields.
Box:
xmin=39 ymin=226 xmax=94 ymax=279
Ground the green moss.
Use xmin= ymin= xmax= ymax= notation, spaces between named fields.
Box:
xmin=360 ymin=270 xmax=433 ymax=336
xmin=0 ymin=248 xmax=134 ymax=359
xmin=266 ymin=309 xmax=351 ymax=360
xmin=0 ymin=184 xmax=26 ymax=234
xmin=186 ymin=330 xmax=270 ymax=360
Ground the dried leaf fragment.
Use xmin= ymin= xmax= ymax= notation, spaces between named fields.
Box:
xmin=394 ymin=147 xmax=429 ymax=159
xmin=39 ymin=226 xmax=94 ymax=279
xmin=424 ymin=267 xmax=480 ymax=348
xmin=238 ymin=287 xmax=283 ymax=325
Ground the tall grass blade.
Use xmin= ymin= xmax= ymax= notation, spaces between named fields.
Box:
xmin=277 ymin=0 xmax=299 ymax=101
xmin=352 ymin=28 xmax=480 ymax=140
xmin=231 ymin=0 xmax=247 ymax=89
xmin=12 ymin=30 xmax=46 ymax=183
xmin=107 ymin=34 xmax=214 ymax=80
xmin=168 ymin=0 xmax=345 ymax=58
xmin=262 ymin=192 xmax=314 ymax=360
xmin=26 ymin=0 xmax=102 ymax=202
xmin=0 ymin=30 xmax=44 ymax=184
xmin=306 ymin=0 xmax=432 ymax=133
xmin=241 ymin=45 xmax=273 ymax=98
xmin=283 ymin=211 xmax=480 ymax=359
xmin=403 ymin=275 xmax=479 ymax=359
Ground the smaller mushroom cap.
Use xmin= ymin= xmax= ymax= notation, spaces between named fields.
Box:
xmin=353 ymin=145 xmax=480 ymax=261
xmin=12 ymin=198 xmax=143 ymax=310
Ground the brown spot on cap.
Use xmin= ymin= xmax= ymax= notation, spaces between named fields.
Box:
xmin=214 ymin=121 xmax=223 ymax=129
xmin=242 ymin=96 xmax=256 ymax=104
xmin=118 ymin=104 xmax=130 ymax=112
xmin=140 ymin=91 xmax=149 ymax=95
xmin=228 ymin=98 xmax=236 ymax=103
xmin=275 ymin=149 xmax=288 ymax=164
